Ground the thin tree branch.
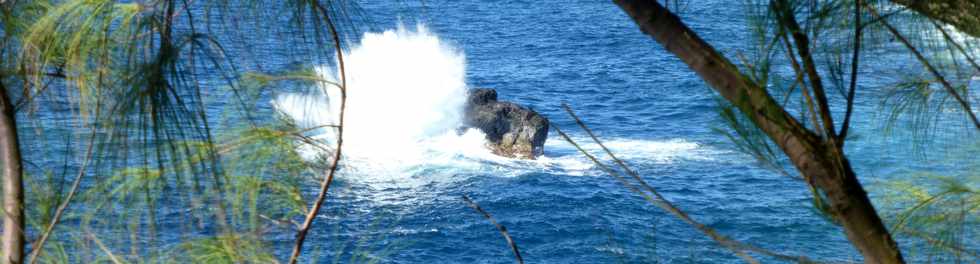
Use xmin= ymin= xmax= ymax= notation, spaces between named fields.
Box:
xmin=887 ymin=190 xmax=954 ymax=232
xmin=772 ymin=0 xmax=838 ymax=140
xmin=613 ymin=1 xmax=904 ymax=262
xmin=287 ymin=1 xmax=348 ymax=263
xmin=86 ymin=231 xmax=124 ymax=264
xmin=779 ymin=29 xmax=823 ymax=133
xmin=559 ymin=104 xmax=822 ymax=264
xmin=780 ymin=61 xmax=806 ymax=106
xmin=27 ymin=120 xmax=99 ymax=264
xmin=259 ymin=214 xmax=301 ymax=231
xmin=247 ymin=73 xmax=343 ymax=90
xmin=866 ymin=4 xmax=980 ymax=130
xmin=838 ymin=0 xmax=862 ymax=146
xmin=461 ymin=195 xmax=524 ymax=264
xmin=930 ymin=20 xmax=980 ymax=75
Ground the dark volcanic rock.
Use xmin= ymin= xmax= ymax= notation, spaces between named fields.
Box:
xmin=463 ymin=88 xmax=549 ymax=159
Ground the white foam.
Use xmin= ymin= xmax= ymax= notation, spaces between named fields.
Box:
xmin=271 ymin=25 xmax=721 ymax=188
xmin=546 ymin=136 xmax=721 ymax=164
xmin=272 ymin=25 xmax=503 ymax=185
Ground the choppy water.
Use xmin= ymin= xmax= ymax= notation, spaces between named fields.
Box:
xmin=257 ymin=1 xmax=978 ymax=263
xmin=21 ymin=0 xmax=978 ymax=263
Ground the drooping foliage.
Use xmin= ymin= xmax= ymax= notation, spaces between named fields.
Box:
xmin=0 ymin=0 xmax=370 ymax=263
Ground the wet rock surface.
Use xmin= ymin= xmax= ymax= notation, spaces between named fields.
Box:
xmin=462 ymin=88 xmax=549 ymax=159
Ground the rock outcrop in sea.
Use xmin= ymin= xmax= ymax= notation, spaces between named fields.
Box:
xmin=462 ymin=88 xmax=549 ymax=159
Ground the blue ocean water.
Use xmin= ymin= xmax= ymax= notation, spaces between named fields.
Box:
xmin=255 ymin=1 xmax=975 ymax=263
xmin=17 ymin=1 xmax=977 ymax=263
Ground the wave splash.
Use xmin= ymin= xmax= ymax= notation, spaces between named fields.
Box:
xmin=273 ymin=25 xmax=510 ymax=184
xmin=272 ymin=25 xmax=718 ymax=185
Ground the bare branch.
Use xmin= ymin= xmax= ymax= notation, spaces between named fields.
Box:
xmin=461 ymin=195 xmax=524 ymax=264
xmin=86 ymin=231 xmax=124 ymax=264
xmin=287 ymin=2 xmax=348 ymax=263
xmin=558 ymin=104 xmax=821 ymax=263
xmin=778 ymin=25 xmax=823 ymax=132
xmin=259 ymin=214 xmax=302 ymax=231
xmin=838 ymin=0 xmax=863 ymax=146
xmin=772 ymin=0 xmax=838 ymax=140
xmin=28 ymin=120 xmax=99 ymax=264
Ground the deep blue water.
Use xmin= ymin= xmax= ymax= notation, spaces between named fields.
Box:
xmin=270 ymin=1 xmax=976 ymax=263
xmin=17 ymin=1 xmax=978 ymax=263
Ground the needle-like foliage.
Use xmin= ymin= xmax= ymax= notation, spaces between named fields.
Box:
xmin=1 ymin=0 xmax=365 ymax=262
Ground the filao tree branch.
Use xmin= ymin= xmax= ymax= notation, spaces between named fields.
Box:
xmin=612 ymin=1 xmax=905 ymax=263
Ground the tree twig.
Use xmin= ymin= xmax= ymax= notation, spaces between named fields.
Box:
xmin=772 ymin=0 xmax=838 ymax=140
xmin=259 ymin=214 xmax=302 ymax=231
xmin=86 ymin=230 xmax=124 ymax=264
xmin=560 ymin=104 xmax=823 ymax=264
xmin=838 ymin=0 xmax=862 ymax=146
xmin=461 ymin=195 xmax=524 ymax=264
xmin=287 ymin=2 xmax=348 ymax=263
xmin=867 ymin=4 xmax=980 ymax=130
xmin=27 ymin=104 xmax=102 ymax=264
xmin=778 ymin=26 xmax=823 ymax=132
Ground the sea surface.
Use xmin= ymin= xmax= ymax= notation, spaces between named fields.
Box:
xmin=20 ymin=1 xmax=979 ymax=263
xmin=267 ymin=1 xmax=977 ymax=263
